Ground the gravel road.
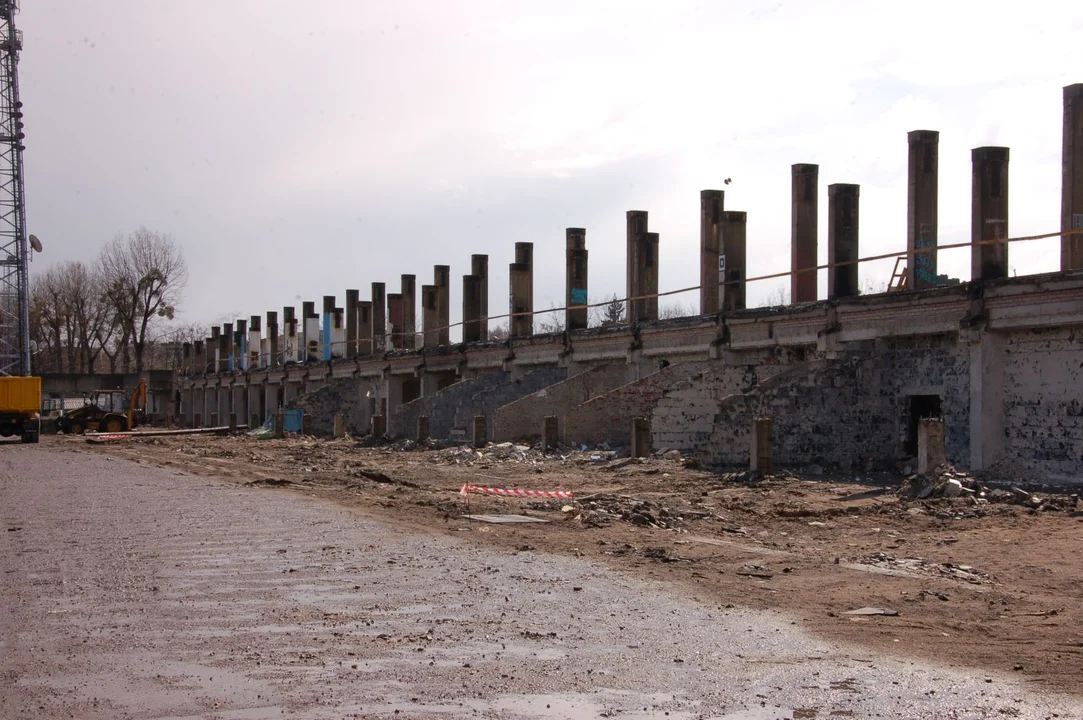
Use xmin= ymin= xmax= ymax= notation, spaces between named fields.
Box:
xmin=1 ymin=444 xmax=1078 ymax=719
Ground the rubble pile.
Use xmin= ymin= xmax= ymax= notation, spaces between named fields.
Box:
xmin=898 ymin=464 xmax=1079 ymax=512
xmin=858 ymin=551 xmax=995 ymax=585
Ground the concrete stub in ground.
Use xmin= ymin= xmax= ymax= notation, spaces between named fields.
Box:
xmin=302 ymin=413 xmax=312 ymax=436
xmin=472 ymin=415 xmax=487 ymax=448
xmin=194 ymin=413 xmax=201 ymax=429
xmin=274 ymin=410 xmax=284 ymax=438
xmin=918 ymin=418 xmax=946 ymax=474
xmin=631 ymin=417 xmax=651 ymax=458
xmin=372 ymin=414 xmax=386 ymax=438
xmin=210 ymin=412 xmax=218 ymax=427
xmin=251 ymin=413 xmax=260 ymax=431
xmin=543 ymin=415 xmax=558 ymax=451
xmin=333 ymin=413 xmax=345 ymax=439
xmin=417 ymin=415 xmax=430 ymax=442
xmin=751 ymin=417 xmax=773 ymax=472
xmin=229 ymin=413 xmax=237 ymax=431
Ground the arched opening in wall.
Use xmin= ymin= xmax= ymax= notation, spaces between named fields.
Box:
xmin=906 ymin=395 xmax=942 ymax=456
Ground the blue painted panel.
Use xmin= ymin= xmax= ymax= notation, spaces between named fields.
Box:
xmin=283 ymin=408 xmax=304 ymax=433
xmin=570 ymin=288 xmax=588 ymax=304
xmin=322 ymin=313 xmax=332 ymax=361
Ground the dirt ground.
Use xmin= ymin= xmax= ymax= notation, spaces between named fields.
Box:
xmin=78 ymin=431 xmax=1083 ymax=697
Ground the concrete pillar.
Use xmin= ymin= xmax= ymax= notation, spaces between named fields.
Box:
xmin=321 ymin=296 xmax=335 ymax=361
xmin=333 ymin=413 xmax=345 ymax=439
xmin=210 ymin=327 xmax=221 ymax=373
xmin=907 ymin=130 xmax=939 ymax=289
xmin=400 ymin=275 xmax=416 ymax=350
xmin=220 ymin=324 xmax=233 ymax=372
xmin=1063 ymin=84 xmax=1083 ymax=270
xmin=417 ymin=415 xmax=430 ymax=442
xmin=971 ymin=147 xmax=1010 ymax=281
xmin=720 ymin=211 xmax=747 ymax=312
xmin=917 ymin=418 xmax=946 ymax=475
xmin=542 ymin=415 xmax=559 ymax=451
xmin=827 ymin=184 xmax=860 ymax=300
xmin=471 ymin=254 xmax=489 ymax=341
xmin=435 ymin=265 xmax=450 ymax=345
xmin=194 ymin=411 xmax=202 ymax=429
xmin=791 ymin=164 xmax=819 ymax=303
xmin=969 ymin=331 xmax=1006 ymax=471
xmin=345 ymin=289 xmax=359 ymax=358
xmin=566 ymin=228 xmax=589 ymax=331
xmin=264 ymin=384 xmax=277 ymax=416
xmin=204 ymin=388 xmax=215 ymax=426
xmin=248 ymin=381 xmax=261 ymax=429
xmin=266 ymin=311 xmax=279 ymax=367
xmin=371 ymin=283 xmax=386 ymax=353
xmin=751 ymin=417 xmax=773 ymax=473
xmin=358 ymin=301 xmax=373 ymax=356
xmin=509 ymin=242 xmax=533 ymax=338
xmin=248 ymin=316 xmax=261 ymax=369
xmin=371 ymin=414 xmax=386 ymax=438
xmin=700 ymin=190 xmax=724 ymax=314
xmin=640 ymin=232 xmax=659 ymax=322
xmin=331 ymin=307 xmax=344 ymax=358
xmin=302 ymin=302 xmax=319 ymax=362
xmin=193 ymin=340 xmax=205 ymax=375
xmin=229 ymin=412 xmax=237 ymax=431
xmin=274 ymin=408 xmax=284 ymax=438
xmin=422 ymin=285 xmax=440 ymax=348
xmin=387 ymin=293 xmax=404 ymax=349
xmin=283 ymin=307 xmax=297 ymax=364
xmin=181 ymin=342 xmax=191 ymax=376
xmin=462 ymin=275 xmax=483 ymax=343
xmin=234 ymin=320 xmax=246 ymax=371
xmin=472 ymin=415 xmax=487 ymax=447
xmin=626 ymin=210 xmax=648 ymax=322
xmin=631 ymin=418 xmax=651 ymax=458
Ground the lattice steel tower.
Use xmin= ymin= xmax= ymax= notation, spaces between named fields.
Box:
xmin=0 ymin=0 xmax=28 ymax=376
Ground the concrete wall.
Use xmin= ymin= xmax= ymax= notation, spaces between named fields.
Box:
xmin=1003 ymin=327 xmax=1083 ymax=482
xmin=389 ymin=371 xmax=508 ymax=440
xmin=288 ymin=378 xmax=374 ymax=438
xmin=702 ymin=336 xmax=971 ymax=471
xmin=492 ymin=363 xmax=633 ymax=443
xmin=564 ymin=361 xmax=711 ymax=447
xmin=450 ymin=366 xmax=567 ymax=442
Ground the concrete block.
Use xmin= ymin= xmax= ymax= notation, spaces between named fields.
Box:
xmin=372 ymin=414 xmax=386 ymax=438
xmin=417 ymin=415 xmax=430 ymax=442
xmin=751 ymin=417 xmax=773 ymax=472
xmin=274 ymin=409 xmax=284 ymax=438
xmin=193 ymin=413 xmax=201 ymax=429
xmin=917 ymin=417 xmax=946 ymax=474
xmin=631 ymin=417 xmax=651 ymax=458
xmin=543 ymin=415 xmax=558 ymax=451
xmin=472 ymin=415 xmax=487 ymax=448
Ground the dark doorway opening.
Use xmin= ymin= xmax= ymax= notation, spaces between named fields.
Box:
xmin=906 ymin=395 xmax=942 ymax=456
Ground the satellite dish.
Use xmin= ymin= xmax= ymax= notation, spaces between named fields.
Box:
xmin=28 ymin=234 xmax=42 ymax=252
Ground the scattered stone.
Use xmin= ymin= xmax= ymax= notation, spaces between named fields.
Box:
xmin=843 ymin=607 xmax=899 ymax=616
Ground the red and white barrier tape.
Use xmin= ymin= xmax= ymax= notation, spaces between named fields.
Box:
xmin=460 ymin=484 xmax=573 ymax=499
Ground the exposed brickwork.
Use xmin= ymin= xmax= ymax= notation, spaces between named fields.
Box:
xmin=564 ymin=361 xmax=711 ymax=447
xmin=1004 ymin=327 xmax=1083 ymax=482
xmin=290 ymin=378 xmax=372 ymax=438
xmin=450 ymin=367 xmax=567 ymax=442
xmin=493 ymin=364 xmax=633 ymax=443
xmin=389 ymin=371 xmax=507 ymax=439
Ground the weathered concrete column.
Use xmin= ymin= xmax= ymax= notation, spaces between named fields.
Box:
xmin=700 ymin=190 xmax=724 ymax=314
xmin=321 ymin=296 xmax=335 ymax=360
xmin=907 ymin=130 xmax=939 ymax=289
xmin=371 ymin=283 xmax=386 ymax=353
xmin=626 ymin=210 xmax=648 ymax=321
xmin=282 ymin=307 xmax=297 ymax=363
xmin=331 ymin=307 xmax=344 ymax=358
xmin=234 ymin=320 xmax=246 ymax=371
xmin=751 ymin=417 xmax=773 ymax=472
xmin=371 ymin=414 xmax=386 ymax=438
xmin=248 ymin=316 xmax=261 ymax=368
xmin=422 ymin=285 xmax=440 ymax=348
xmin=791 ymin=164 xmax=819 ymax=303
xmin=181 ymin=342 xmax=192 ymax=376
xmin=387 ymin=293 xmax=404 ymax=350
xmin=462 ymin=275 xmax=483 ymax=343
xmin=435 ymin=265 xmax=450 ymax=346
xmin=510 ymin=243 xmax=533 ymax=339
xmin=971 ymin=147 xmax=1010 ymax=281
xmin=917 ymin=418 xmax=946 ymax=474
xmin=210 ymin=327 xmax=221 ymax=372
xmin=969 ymin=331 xmax=1006 ymax=471
xmin=566 ymin=228 xmax=589 ymax=330
xmin=333 ymin=413 xmax=345 ymax=439
xmin=401 ymin=275 xmax=416 ymax=350
xmin=300 ymin=302 xmax=317 ymax=362
xmin=266 ymin=311 xmax=279 ymax=367
xmin=193 ymin=340 xmax=206 ymax=375
xmin=220 ymin=323 xmax=233 ymax=372
xmin=472 ymin=415 xmax=487 ymax=447
xmin=1063 ymin=84 xmax=1083 ymax=270
xmin=345 ymin=289 xmax=359 ymax=358
xmin=471 ymin=254 xmax=489 ymax=341
xmin=827 ymin=184 xmax=860 ymax=300
xmin=720 ymin=211 xmax=747 ymax=312
xmin=543 ymin=415 xmax=559 ymax=451
xmin=248 ymin=382 xmax=262 ymax=429
xmin=417 ymin=415 xmax=430 ymax=442
xmin=204 ymin=387 xmax=215 ymax=427
xmin=357 ymin=301 xmax=373 ymax=356
xmin=264 ymin=384 xmax=278 ymax=417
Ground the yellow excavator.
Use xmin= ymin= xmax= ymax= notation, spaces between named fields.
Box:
xmin=58 ymin=378 xmax=147 ymax=435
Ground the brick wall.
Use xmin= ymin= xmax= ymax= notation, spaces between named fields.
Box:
xmin=492 ymin=364 xmax=633 ymax=443
xmin=564 ymin=361 xmax=711 ymax=447
xmin=1003 ymin=327 xmax=1083 ymax=482
xmin=389 ymin=372 xmax=508 ymax=440
xmin=450 ymin=367 xmax=567 ymax=442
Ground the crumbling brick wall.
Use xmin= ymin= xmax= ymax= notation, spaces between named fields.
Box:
xmin=289 ymin=378 xmax=374 ymax=437
xmin=1003 ymin=327 xmax=1083 ymax=482
xmin=492 ymin=364 xmax=633 ymax=443
xmin=450 ymin=367 xmax=567 ymax=441
xmin=389 ymin=372 xmax=508 ymax=439
xmin=564 ymin=361 xmax=711 ymax=447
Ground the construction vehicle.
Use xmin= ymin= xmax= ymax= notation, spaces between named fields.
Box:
xmin=57 ymin=378 xmax=147 ymax=435
xmin=0 ymin=376 xmax=41 ymax=443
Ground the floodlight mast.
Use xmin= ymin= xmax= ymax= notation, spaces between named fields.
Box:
xmin=0 ymin=0 xmax=30 ymax=376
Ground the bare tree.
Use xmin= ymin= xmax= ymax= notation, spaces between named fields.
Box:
xmin=659 ymin=301 xmax=696 ymax=320
xmin=535 ymin=302 xmax=566 ymax=335
xmin=757 ymin=284 xmax=790 ymax=308
xmin=488 ymin=323 xmax=510 ymax=341
xmin=99 ymin=228 xmax=188 ymax=375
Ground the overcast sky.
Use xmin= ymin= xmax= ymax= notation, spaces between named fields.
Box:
xmin=18 ymin=0 xmax=1083 ymax=338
